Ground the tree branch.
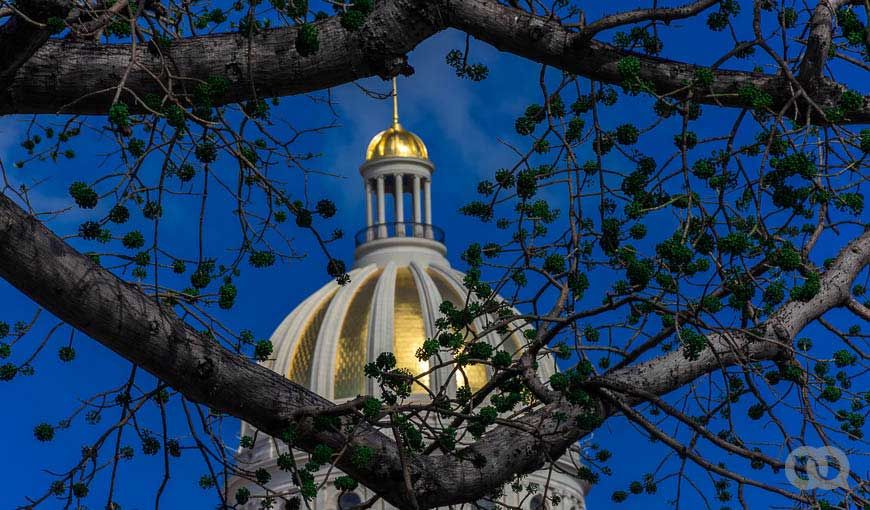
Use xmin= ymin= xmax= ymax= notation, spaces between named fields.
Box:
xmin=0 ymin=0 xmax=71 ymax=92
xmin=0 ymin=202 xmax=868 ymax=507
xmin=0 ymin=191 xmax=418 ymax=509
xmin=846 ymin=297 xmax=870 ymax=321
xmin=609 ymin=229 xmax=870 ymax=402
xmin=408 ymin=229 xmax=870 ymax=504
xmin=0 ymin=0 xmax=442 ymax=115
xmin=578 ymin=0 xmax=719 ymax=37
xmin=1 ymin=0 xmax=866 ymax=123
xmin=447 ymin=0 xmax=867 ymax=124
xmin=798 ymin=0 xmax=862 ymax=85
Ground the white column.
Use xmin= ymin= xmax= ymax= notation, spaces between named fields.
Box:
xmin=394 ymin=173 xmax=405 ymax=237
xmin=412 ymin=175 xmax=422 ymax=237
xmin=376 ymin=175 xmax=387 ymax=239
xmin=423 ymin=178 xmax=432 ymax=239
xmin=365 ymin=179 xmax=374 ymax=241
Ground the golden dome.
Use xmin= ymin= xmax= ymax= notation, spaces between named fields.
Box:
xmin=365 ymin=123 xmax=429 ymax=161
xmin=265 ymin=262 xmax=541 ymax=400
xmin=364 ymin=77 xmax=429 ymax=162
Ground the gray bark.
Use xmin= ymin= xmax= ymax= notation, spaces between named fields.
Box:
xmin=798 ymin=0 xmax=861 ymax=85
xmin=0 ymin=0 xmax=71 ymax=92
xmin=1 ymin=0 xmax=869 ymax=506
xmin=0 ymin=0 xmax=866 ymax=123
xmin=1 ymin=189 xmax=868 ymax=508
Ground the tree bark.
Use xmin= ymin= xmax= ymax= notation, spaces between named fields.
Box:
xmin=798 ymin=0 xmax=860 ymax=85
xmin=0 ymin=0 xmax=71 ymax=92
xmin=0 ymin=191 xmax=416 ymax=508
xmin=1 ymin=0 xmax=866 ymax=123
xmin=1 ymin=188 xmax=868 ymax=508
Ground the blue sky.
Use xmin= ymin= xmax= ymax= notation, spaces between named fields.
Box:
xmin=0 ymin=2 xmax=868 ymax=508
xmin=0 ymin=27 xmax=560 ymax=510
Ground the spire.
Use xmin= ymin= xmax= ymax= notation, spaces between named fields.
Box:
xmin=364 ymin=77 xmax=428 ymax=161
xmin=392 ymin=77 xmax=400 ymax=128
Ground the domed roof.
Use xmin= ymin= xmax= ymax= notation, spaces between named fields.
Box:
xmin=365 ymin=123 xmax=429 ymax=161
xmin=264 ymin=260 xmax=552 ymax=401
xmin=364 ymin=78 xmax=429 ymax=162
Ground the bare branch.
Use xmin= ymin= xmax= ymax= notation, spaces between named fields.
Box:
xmin=846 ymin=297 xmax=870 ymax=321
xmin=609 ymin=229 xmax=870 ymax=401
xmin=2 ymin=0 xmax=867 ymax=123
xmin=1 ymin=147 xmax=868 ymax=509
xmin=579 ymin=0 xmax=719 ymax=38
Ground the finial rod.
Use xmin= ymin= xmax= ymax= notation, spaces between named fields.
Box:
xmin=392 ymin=77 xmax=399 ymax=127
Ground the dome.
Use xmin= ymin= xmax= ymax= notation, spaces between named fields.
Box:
xmin=265 ymin=259 xmax=551 ymax=401
xmin=365 ymin=123 xmax=429 ymax=161
xmin=229 ymin=79 xmax=588 ymax=510
xmin=364 ymin=78 xmax=429 ymax=162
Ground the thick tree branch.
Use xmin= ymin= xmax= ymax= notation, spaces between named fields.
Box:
xmin=0 ymin=0 xmax=441 ymax=115
xmin=1 ymin=0 xmax=866 ymax=123
xmin=447 ymin=0 xmax=867 ymax=124
xmin=610 ymin=229 xmax=870 ymax=402
xmin=0 ymin=202 xmax=868 ymax=507
xmin=798 ymin=0 xmax=861 ymax=84
xmin=0 ymin=191 xmax=419 ymax=508
xmin=0 ymin=0 xmax=71 ymax=92
xmin=414 ymin=231 xmax=870 ymax=505
xmin=846 ymin=298 xmax=870 ymax=321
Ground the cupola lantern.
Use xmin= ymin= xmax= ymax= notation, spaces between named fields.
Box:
xmin=354 ymin=78 xmax=445 ymax=269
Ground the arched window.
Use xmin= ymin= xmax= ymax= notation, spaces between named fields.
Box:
xmin=474 ymin=498 xmax=497 ymax=510
xmin=338 ymin=491 xmax=363 ymax=510
xmin=529 ymin=495 xmax=548 ymax=510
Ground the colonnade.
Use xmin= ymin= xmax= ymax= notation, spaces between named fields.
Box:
xmin=363 ymin=173 xmax=432 ymax=241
